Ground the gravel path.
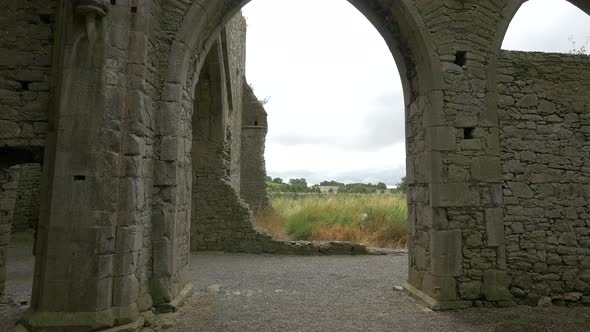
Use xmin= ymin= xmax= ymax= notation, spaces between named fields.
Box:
xmin=0 ymin=235 xmax=34 ymax=332
xmin=2 ymin=241 xmax=590 ymax=332
xmin=168 ymin=253 xmax=590 ymax=332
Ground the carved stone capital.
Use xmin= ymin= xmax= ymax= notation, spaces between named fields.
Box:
xmin=74 ymin=0 xmax=110 ymax=17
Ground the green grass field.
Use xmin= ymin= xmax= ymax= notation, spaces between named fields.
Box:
xmin=255 ymin=193 xmax=408 ymax=248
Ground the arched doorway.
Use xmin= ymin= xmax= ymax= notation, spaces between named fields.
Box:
xmin=156 ymin=0 xmax=448 ymax=314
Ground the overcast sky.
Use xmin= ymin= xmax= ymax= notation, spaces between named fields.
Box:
xmin=242 ymin=0 xmax=589 ymax=186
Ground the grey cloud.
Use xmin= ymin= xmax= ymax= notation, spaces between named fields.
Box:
xmin=269 ymin=91 xmax=406 ymax=151
xmin=360 ymin=91 xmax=405 ymax=149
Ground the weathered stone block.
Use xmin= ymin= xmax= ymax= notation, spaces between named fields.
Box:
xmin=154 ymin=161 xmax=177 ymax=186
xmin=112 ymin=274 xmax=140 ymax=307
xmin=423 ymin=207 xmax=448 ymax=230
xmin=459 ymin=281 xmax=482 ymax=300
xmin=431 ymin=183 xmax=480 ymax=207
xmin=425 ymin=126 xmax=456 ymax=151
xmin=422 ymin=273 xmax=457 ymax=301
xmin=506 ymin=182 xmax=534 ymax=199
xmin=515 ymin=94 xmax=539 ymax=108
xmin=558 ymin=233 xmax=578 ymax=246
xmin=483 ymin=270 xmax=511 ymax=301
xmin=430 ymin=230 xmax=462 ymax=276
xmin=461 ymin=139 xmax=482 ymax=150
xmin=0 ymin=120 xmax=20 ymax=139
xmin=471 ymin=157 xmax=502 ymax=182
xmin=413 ymin=246 xmax=428 ymax=270
xmin=485 ymin=208 xmax=504 ymax=247
xmin=414 ymin=151 xmax=442 ymax=183
xmin=464 ymin=231 xmax=483 ymax=247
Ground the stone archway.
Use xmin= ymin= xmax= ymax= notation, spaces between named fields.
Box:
xmin=158 ymin=0 xmax=452 ymax=312
xmin=14 ymin=0 xmax=590 ymax=330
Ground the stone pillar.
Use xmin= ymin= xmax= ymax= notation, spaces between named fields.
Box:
xmin=21 ymin=1 xmax=149 ymax=330
xmin=403 ymin=3 xmax=511 ymax=309
xmin=0 ymin=167 xmax=19 ymax=297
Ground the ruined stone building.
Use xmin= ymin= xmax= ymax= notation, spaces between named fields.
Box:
xmin=0 ymin=0 xmax=589 ymax=330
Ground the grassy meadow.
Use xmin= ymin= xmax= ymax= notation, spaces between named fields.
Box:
xmin=255 ymin=193 xmax=408 ymax=249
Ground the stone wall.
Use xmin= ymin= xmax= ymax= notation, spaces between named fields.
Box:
xmin=0 ymin=0 xmax=56 ymax=148
xmin=498 ymin=51 xmax=590 ymax=306
xmin=12 ymin=164 xmax=42 ymax=231
xmin=190 ymin=14 xmax=254 ymax=252
xmin=0 ymin=167 xmax=18 ymax=296
xmin=0 ymin=0 xmax=56 ymax=300
xmin=188 ymin=14 xmax=302 ymax=254
xmin=4 ymin=0 xmax=590 ymax=329
xmin=240 ymin=83 xmax=270 ymax=212
xmin=189 ymin=13 xmax=368 ymax=254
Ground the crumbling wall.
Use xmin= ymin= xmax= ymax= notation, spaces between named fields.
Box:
xmin=0 ymin=0 xmax=56 ymax=148
xmin=189 ymin=14 xmax=369 ymax=254
xmin=498 ymin=51 xmax=590 ymax=306
xmin=190 ymin=15 xmax=277 ymax=253
xmin=240 ymin=83 xmax=270 ymax=212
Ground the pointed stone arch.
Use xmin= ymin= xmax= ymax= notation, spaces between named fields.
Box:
xmin=156 ymin=0 xmax=448 ymax=312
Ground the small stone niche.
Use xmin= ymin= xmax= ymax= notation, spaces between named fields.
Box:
xmin=19 ymin=81 xmax=30 ymax=91
xmin=74 ymin=175 xmax=86 ymax=181
xmin=455 ymin=51 xmax=467 ymax=67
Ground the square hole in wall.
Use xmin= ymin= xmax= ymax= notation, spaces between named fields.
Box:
xmin=463 ymin=127 xmax=475 ymax=139
xmin=131 ymin=6 xmax=138 ymax=13
xmin=110 ymin=0 xmax=117 ymax=5
xmin=19 ymin=81 xmax=30 ymax=91
xmin=39 ymin=14 xmax=51 ymax=24
xmin=455 ymin=51 xmax=467 ymax=67
xmin=74 ymin=175 xmax=86 ymax=181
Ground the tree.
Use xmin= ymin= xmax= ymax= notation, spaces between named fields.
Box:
xmin=396 ymin=177 xmax=408 ymax=193
xmin=377 ymin=182 xmax=387 ymax=190
xmin=265 ymin=176 xmax=272 ymax=182
xmin=273 ymin=177 xmax=283 ymax=184
xmin=320 ymin=180 xmax=344 ymax=187
xmin=289 ymin=178 xmax=308 ymax=186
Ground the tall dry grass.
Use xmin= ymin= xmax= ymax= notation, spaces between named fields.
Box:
xmin=255 ymin=193 xmax=408 ymax=248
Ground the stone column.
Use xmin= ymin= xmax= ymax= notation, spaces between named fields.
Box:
xmin=21 ymin=1 xmax=146 ymax=330
xmin=403 ymin=2 xmax=511 ymax=309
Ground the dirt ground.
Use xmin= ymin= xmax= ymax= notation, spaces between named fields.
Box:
xmin=2 ymin=238 xmax=590 ymax=332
